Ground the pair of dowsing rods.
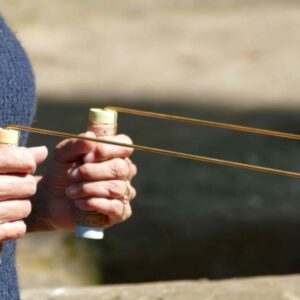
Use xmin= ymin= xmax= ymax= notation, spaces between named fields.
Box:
xmin=6 ymin=106 xmax=300 ymax=180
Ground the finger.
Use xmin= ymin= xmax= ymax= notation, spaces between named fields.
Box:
xmin=0 ymin=200 xmax=31 ymax=223
xmin=55 ymin=132 xmax=96 ymax=163
xmin=0 ymin=146 xmax=37 ymax=174
xmin=75 ymin=198 xmax=132 ymax=224
xmin=69 ymin=158 xmax=132 ymax=181
xmin=128 ymin=160 xmax=138 ymax=180
xmin=0 ymin=175 xmax=36 ymax=200
xmin=123 ymin=158 xmax=138 ymax=180
xmin=83 ymin=135 xmax=133 ymax=163
xmin=0 ymin=220 xmax=27 ymax=241
xmin=128 ymin=184 xmax=137 ymax=201
xmin=28 ymin=146 xmax=48 ymax=166
xmin=66 ymin=180 xmax=129 ymax=200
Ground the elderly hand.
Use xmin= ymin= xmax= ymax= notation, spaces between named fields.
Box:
xmin=30 ymin=132 xmax=137 ymax=232
xmin=0 ymin=145 xmax=48 ymax=241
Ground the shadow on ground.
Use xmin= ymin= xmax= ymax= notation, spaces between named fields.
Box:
xmin=27 ymin=99 xmax=300 ymax=284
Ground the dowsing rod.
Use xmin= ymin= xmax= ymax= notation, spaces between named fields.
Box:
xmin=106 ymin=106 xmax=300 ymax=141
xmin=5 ymin=124 xmax=300 ymax=180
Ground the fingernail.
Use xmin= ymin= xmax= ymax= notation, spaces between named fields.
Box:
xmin=69 ymin=168 xmax=79 ymax=179
xmin=84 ymin=152 xmax=95 ymax=163
xmin=66 ymin=184 xmax=78 ymax=196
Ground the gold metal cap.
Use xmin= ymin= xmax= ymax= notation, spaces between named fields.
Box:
xmin=0 ymin=128 xmax=19 ymax=145
xmin=88 ymin=108 xmax=117 ymax=125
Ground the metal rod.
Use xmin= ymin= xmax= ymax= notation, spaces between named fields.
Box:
xmin=5 ymin=125 xmax=300 ymax=180
xmin=105 ymin=106 xmax=300 ymax=141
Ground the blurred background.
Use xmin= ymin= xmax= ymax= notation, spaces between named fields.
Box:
xmin=1 ymin=0 xmax=300 ymax=289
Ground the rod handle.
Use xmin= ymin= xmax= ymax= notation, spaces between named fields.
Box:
xmin=75 ymin=108 xmax=117 ymax=239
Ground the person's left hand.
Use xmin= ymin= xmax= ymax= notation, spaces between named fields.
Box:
xmin=29 ymin=132 xmax=137 ymax=232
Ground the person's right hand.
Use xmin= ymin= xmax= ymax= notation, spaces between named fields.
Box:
xmin=0 ymin=145 xmax=48 ymax=242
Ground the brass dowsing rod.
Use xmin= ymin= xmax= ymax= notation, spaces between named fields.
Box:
xmin=106 ymin=106 xmax=300 ymax=141
xmin=5 ymin=125 xmax=300 ymax=180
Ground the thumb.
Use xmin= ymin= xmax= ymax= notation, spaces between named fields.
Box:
xmin=28 ymin=146 xmax=48 ymax=165
xmin=54 ymin=131 xmax=96 ymax=163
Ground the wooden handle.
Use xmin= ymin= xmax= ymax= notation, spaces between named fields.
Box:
xmin=75 ymin=108 xmax=118 ymax=239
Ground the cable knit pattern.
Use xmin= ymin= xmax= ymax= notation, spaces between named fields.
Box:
xmin=0 ymin=16 xmax=36 ymax=299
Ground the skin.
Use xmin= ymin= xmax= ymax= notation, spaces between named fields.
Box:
xmin=0 ymin=132 xmax=137 ymax=241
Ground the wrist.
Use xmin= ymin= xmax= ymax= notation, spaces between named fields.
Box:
xmin=26 ymin=176 xmax=59 ymax=232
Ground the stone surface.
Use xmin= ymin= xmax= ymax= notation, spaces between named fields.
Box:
xmin=22 ymin=275 xmax=300 ymax=300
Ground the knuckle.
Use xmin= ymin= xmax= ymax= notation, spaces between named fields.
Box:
xmin=0 ymin=222 xmax=27 ymax=241
xmin=84 ymin=197 xmax=99 ymax=211
xmin=12 ymin=222 xmax=27 ymax=239
xmin=126 ymin=206 xmax=133 ymax=220
xmin=19 ymin=148 xmax=36 ymax=173
xmin=25 ymin=176 xmax=37 ymax=196
xmin=106 ymin=181 xmax=125 ymax=197
xmin=109 ymin=200 xmax=131 ymax=223
xmin=122 ymin=206 xmax=132 ymax=222
xmin=132 ymin=163 xmax=138 ymax=175
xmin=119 ymin=134 xmax=133 ymax=145
xmin=0 ymin=225 xmax=8 ymax=240
xmin=22 ymin=201 xmax=32 ymax=218
xmin=131 ymin=187 xmax=137 ymax=200
xmin=0 ymin=204 xmax=8 ymax=221
xmin=125 ymin=148 xmax=134 ymax=156
xmin=112 ymin=159 xmax=129 ymax=179
xmin=78 ymin=164 xmax=90 ymax=179
xmin=98 ymin=146 xmax=109 ymax=159
xmin=109 ymin=201 xmax=122 ymax=218
xmin=119 ymin=135 xmax=134 ymax=155
xmin=80 ymin=183 xmax=91 ymax=195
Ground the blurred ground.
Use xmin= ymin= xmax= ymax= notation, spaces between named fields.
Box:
xmin=1 ymin=0 xmax=300 ymax=108
xmin=1 ymin=0 xmax=300 ymax=290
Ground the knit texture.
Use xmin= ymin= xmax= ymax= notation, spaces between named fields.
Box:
xmin=0 ymin=16 xmax=36 ymax=299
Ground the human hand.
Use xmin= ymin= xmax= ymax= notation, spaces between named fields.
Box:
xmin=36 ymin=132 xmax=137 ymax=231
xmin=0 ymin=145 xmax=48 ymax=241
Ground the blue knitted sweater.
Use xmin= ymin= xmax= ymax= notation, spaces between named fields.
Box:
xmin=0 ymin=17 xmax=36 ymax=299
